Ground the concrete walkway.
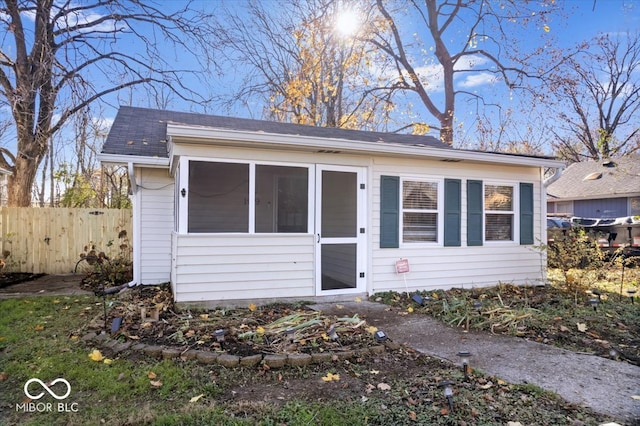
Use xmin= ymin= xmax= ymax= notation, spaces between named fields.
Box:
xmin=312 ymin=301 xmax=640 ymax=425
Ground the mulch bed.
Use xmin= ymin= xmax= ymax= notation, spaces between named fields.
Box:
xmin=85 ymin=285 xmax=385 ymax=358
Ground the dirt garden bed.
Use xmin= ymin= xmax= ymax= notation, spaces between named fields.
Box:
xmin=83 ymin=285 xmax=387 ymax=361
xmin=0 ymin=272 xmax=46 ymax=289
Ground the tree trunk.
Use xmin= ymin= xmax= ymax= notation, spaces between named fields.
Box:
xmin=8 ymin=155 xmax=40 ymax=207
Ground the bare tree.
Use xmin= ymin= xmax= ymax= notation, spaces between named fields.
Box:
xmin=209 ymin=0 xmax=407 ymax=132
xmin=0 ymin=0 xmax=216 ymax=206
xmin=549 ymin=32 xmax=640 ymax=162
xmin=369 ymin=0 xmax=563 ymax=145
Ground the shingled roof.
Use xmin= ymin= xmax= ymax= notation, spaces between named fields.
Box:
xmin=547 ymin=155 xmax=640 ymax=200
xmin=102 ymin=106 xmax=450 ymax=158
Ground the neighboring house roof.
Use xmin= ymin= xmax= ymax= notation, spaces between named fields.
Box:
xmin=547 ymin=155 xmax=640 ymax=201
xmin=102 ymin=106 xmax=449 ymax=159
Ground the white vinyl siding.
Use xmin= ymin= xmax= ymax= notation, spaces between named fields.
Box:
xmin=371 ymin=158 xmax=544 ymax=294
xmin=139 ymin=168 xmax=174 ymax=284
xmin=172 ymin=234 xmax=314 ymax=302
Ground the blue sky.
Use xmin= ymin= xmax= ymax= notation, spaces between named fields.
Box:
xmin=2 ymin=0 xmax=640 ymax=160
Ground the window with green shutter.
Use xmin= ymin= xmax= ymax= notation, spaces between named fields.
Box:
xmin=520 ymin=183 xmax=534 ymax=245
xmin=467 ymin=180 xmax=483 ymax=246
xmin=380 ymin=176 xmax=399 ymax=248
xmin=444 ymin=179 xmax=461 ymax=246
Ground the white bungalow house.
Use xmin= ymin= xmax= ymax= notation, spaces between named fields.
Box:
xmin=100 ymin=106 xmax=563 ymax=306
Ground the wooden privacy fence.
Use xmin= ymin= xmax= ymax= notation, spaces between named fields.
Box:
xmin=0 ymin=207 xmax=132 ymax=274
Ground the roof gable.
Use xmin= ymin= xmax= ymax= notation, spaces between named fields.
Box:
xmin=547 ymin=156 xmax=640 ymax=200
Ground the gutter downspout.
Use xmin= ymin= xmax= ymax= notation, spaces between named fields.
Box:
xmin=127 ymin=162 xmax=140 ymax=288
xmin=543 ymin=166 xmax=564 ymax=187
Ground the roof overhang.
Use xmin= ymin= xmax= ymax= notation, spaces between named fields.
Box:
xmin=99 ymin=153 xmax=169 ymax=168
xmin=166 ymin=124 xmax=564 ymax=169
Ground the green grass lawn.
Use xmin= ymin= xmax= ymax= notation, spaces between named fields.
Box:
xmin=0 ymin=295 xmax=612 ymax=425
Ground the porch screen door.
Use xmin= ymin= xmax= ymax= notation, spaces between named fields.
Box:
xmin=316 ymin=166 xmax=366 ymax=294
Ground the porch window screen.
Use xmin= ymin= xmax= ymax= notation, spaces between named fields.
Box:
xmin=188 ymin=161 xmax=249 ymax=233
xmin=255 ymin=165 xmax=308 ymax=233
xmin=187 ymin=161 xmax=308 ymax=234
xmin=484 ymin=184 xmax=514 ymax=241
xmin=402 ymin=180 xmax=438 ymax=242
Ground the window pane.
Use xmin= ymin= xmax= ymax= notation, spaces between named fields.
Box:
xmin=631 ymin=197 xmax=640 ymax=216
xmin=188 ymin=161 xmax=248 ymax=233
xmin=255 ymin=166 xmax=308 ymax=233
xmin=403 ymin=181 xmax=437 ymax=210
xmin=485 ymin=185 xmax=513 ymax=211
xmin=403 ymin=212 xmax=437 ymax=242
xmin=486 ymin=214 xmax=513 ymax=241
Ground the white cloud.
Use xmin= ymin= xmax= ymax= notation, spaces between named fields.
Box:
xmin=458 ymin=72 xmax=498 ymax=88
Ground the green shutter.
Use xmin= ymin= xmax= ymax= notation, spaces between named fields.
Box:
xmin=520 ymin=182 xmax=534 ymax=245
xmin=444 ymin=179 xmax=461 ymax=246
xmin=467 ymin=180 xmax=483 ymax=246
xmin=380 ymin=175 xmax=399 ymax=248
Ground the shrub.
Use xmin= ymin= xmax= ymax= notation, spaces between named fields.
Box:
xmin=547 ymin=227 xmax=604 ymax=295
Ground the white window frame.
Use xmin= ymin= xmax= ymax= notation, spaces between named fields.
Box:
xmin=400 ymin=177 xmax=443 ymax=245
xmin=483 ymin=181 xmax=519 ymax=244
xmin=178 ymin=157 xmax=313 ymax=235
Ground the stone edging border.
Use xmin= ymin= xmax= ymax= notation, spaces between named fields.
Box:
xmin=81 ymin=331 xmax=400 ymax=368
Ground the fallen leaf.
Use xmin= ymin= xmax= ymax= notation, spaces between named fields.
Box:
xmin=409 ymin=411 xmax=417 ymax=420
xmin=128 ymin=335 xmax=140 ymax=340
xmin=354 ymin=297 xmax=362 ymax=303
xmin=559 ymin=325 xmax=569 ymax=332
xmin=407 ymin=306 xmax=414 ymax=313
xmin=479 ymin=382 xmax=493 ymax=390
xmin=248 ymin=303 xmax=257 ymax=312
xmin=88 ymin=349 xmax=104 ymax=362
xmin=256 ymin=326 xmax=265 ymax=335
xmin=147 ymin=371 xmax=157 ymax=379
xmin=199 ymin=314 xmax=209 ymax=320
xmin=366 ymin=326 xmax=378 ymax=334
xmin=497 ymin=379 xmax=507 ymax=386
xmin=185 ymin=330 xmax=195 ymax=338
xmin=576 ymin=323 xmax=587 ymax=332
xmin=335 ymin=304 xmax=344 ymax=309
xmin=0 ymin=372 xmax=8 ymax=381
xmin=507 ymin=422 xmax=524 ymax=426
xmin=149 ymin=380 xmax=163 ymax=388
xmin=365 ymin=383 xmax=375 ymax=394
xmin=103 ymin=358 xmax=113 ymax=365
xmin=377 ymin=382 xmax=391 ymax=391
xmin=369 ymin=369 xmax=379 ymax=375
xmin=70 ymin=335 xmax=79 ymax=342
xmin=34 ymin=325 xmax=44 ymax=331
xmin=321 ymin=372 xmax=340 ymax=382
xmin=189 ymin=394 xmax=204 ymax=403
xmin=439 ymin=407 xmax=449 ymax=415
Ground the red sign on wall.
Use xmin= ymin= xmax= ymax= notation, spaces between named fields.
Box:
xmin=395 ymin=259 xmax=410 ymax=274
